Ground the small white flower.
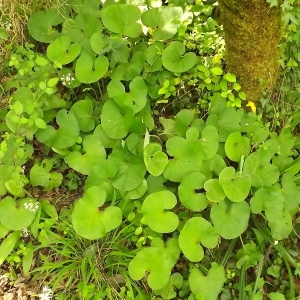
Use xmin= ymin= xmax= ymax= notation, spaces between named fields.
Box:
xmin=1 ymin=20 xmax=13 ymax=31
xmin=39 ymin=286 xmax=53 ymax=300
xmin=274 ymin=240 xmax=278 ymax=245
xmin=21 ymin=228 xmax=29 ymax=238
xmin=60 ymin=73 xmax=75 ymax=87
xmin=23 ymin=200 xmax=39 ymax=213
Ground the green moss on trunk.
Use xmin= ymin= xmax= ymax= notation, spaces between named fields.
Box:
xmin=218 ymin=0 xmax=282 ymax=102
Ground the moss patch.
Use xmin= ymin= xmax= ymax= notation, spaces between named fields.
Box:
xmin=219 ymin=0 xmax=282 ymax=102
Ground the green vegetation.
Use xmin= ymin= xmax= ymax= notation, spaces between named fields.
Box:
xmin=0 ymin=0 xmax=300 ymax=299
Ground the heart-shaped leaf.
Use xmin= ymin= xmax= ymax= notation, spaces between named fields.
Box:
xmin=269 ymin=212 xmax=293 ymax=240
xmin=129 ymin=238 xmax=180 ymax=290
xmin=101 ymin=100 xmax=134 ymax=139
xmin=70 ymin=98 xmax=95 ymax=132
xmin=28 ymin=8 xmax=64 ymax=42
xmin=75 ymin=53 xmax=109 ymax=84
xmin=107 ymin=77 xmax=148 ymax=113
xmin=141 ymin=7 xmax=183 ymax=40
xmin=179 ymin=217 xmax=219 ymax=262
xmin=101 ymin=4 xmax=142 ymax=38
xmin=36 ymin=110 xmax=80 ymax=149
xmin=178 ymin=172 xmax=209 ymax=212
xmin=211 ymin=199 xmax=250 ymax=239
xmin=204 ymin=179 xmax=226 ymax=202
xmin=219 ymin=167 xmax=252 ymax=202
xmin=145 ymin=42 xmax=164 ymax=72
xmin=225 ymin=132 xmax=251 ymax=162
xmin=162 ymin=41 xmax=196 ymax=73
xmin=67 ymin=135 xmax=106 ymax=175
xmin=47 ymin=36 xmax=81 ymax=64
xmin=72 ymin=186 xmax=122 ymax=240
xmin=142 ymin=190 xmax=179 ymax=233
xmin=189 ymin=263 xmax=226 ymax=300
xmin=144 ymin=143 xmax=168 ymax=176
xmin=0 ymin=197 xmax=38 ymax=230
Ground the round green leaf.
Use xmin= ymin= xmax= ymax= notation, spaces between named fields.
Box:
xmin=178 ymin=172 xmax=209 ymax=212
xmin=72 ymin=186 xmax=122 ymax=240
xmin=179 ymin=217 xmax=218 ymax=262
xmin=225 ymin=132 xmax=250 ymax=162
xmin=189 ymin=263 xmax=226 ymax=300
xmin=199 ymin=125 xmax=219 ymax=160
xmin=36 ymin=110 xmax=80 ymax=149
xmin=0 ymin=197 xmax=38 ymax=230
xmin=67 ymin=135 xmax=106 ymax=175
xmin=70 ymin=98 xmax=95 ymax=132
xmin=28 ymin=8 xmax=64 ymax=42
xmin=144 ymin=143 xmax=168 ymax=176
xmin=142 ymin=191 xmax=179 ymax=233
xmin=101 ymin=100 xmax=134 ymax=139
xmin=219 ymin=167 xmax=252 ymax=202
xmin=211 ymin=199 xmax=250 ymax=239
xmin=162 ymin=41 xmax=196 ymax=73
xmin=75 ymin=53 xmax=109 ymax=84
xmin=204 ymin=179 xmax=226 ymax=202
xmin=141 ymin=7 xmax=183 ymax=40
xmin=107 ymin=77 xmax=148 ymax=113
xmin=101 ymin=4 xmax=142 ymax=38
xmin=47 ymin=36 xmax=81 ymax=65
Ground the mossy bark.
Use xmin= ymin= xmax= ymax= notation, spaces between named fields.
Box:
xmin=218 ymin=0 xmax=282 ymax=102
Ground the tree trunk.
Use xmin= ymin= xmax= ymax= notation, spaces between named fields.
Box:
xmin=218 ymin=0 xmax=282 ymax=103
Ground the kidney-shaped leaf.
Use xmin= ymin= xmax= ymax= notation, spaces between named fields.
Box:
xmin=144 ymin=143 xmax=168 ymax=176
xmin=101 ymin=4 xmax=142 ymax=38
xmin=178 ymin=172 xmax=208 ymax=212
xmin=142 ymin=190 xmax=179 ymax=233
xmin=28 ymin=8 xmax=64 ymax=43
xmin=204 ymin=179 xmax=226 ymax=202
xmin=179 ymin=217 xmax=219 ymax=262
xmin=162 ymin=41 xmax=196 ymax=73
xmin=211 ymin=199 xmax=250 ymax=239
xmin=67 ymin=135 xmax=106 ymax=175
xmin=47 ymin=36 xmax=81 ymax=65
xmin=72 ymin=186 xmax=122 ymax=240
xmin=225 ymin=132 xmax=251 ymax=162
xmin=75 ymin=53 xmax=109 ymax=84
xmin=219 ymin=167 xmax=252 ymax=202
xmin=36 ymin=110 xmax=80 ymax=149
xmin=189 ymin=263 xmax=226 ymax=300
xmin=0 ymin=197 xmax=38 ymax=230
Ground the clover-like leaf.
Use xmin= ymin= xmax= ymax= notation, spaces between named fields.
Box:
xmin=101 ymin=4 xmax=142 ymax=38
xmin=129 ymin=237 xmax=180 ymax=290
xmin=225 ymin=132 xmax=251 ymax=162
xmin=144 ymin=143 xmax=168 ymax=176
xmin=72 ymin=186 xmax=122 ymax=240
xmin=199 ymin=125 xmax=219 ymax=160
xmin=189 ymin=263 xmax=226 ymax=300
xmin=107 ymin=77 xmax=148 ymax=113
xmin=179 ymin=217 xmax=218 ymax=262
xmin=204 ymin=179 xmax=226 ymax=202
xmin=36 ymin=110 xmax=80 ymax=149
xmin=211 ymin=199 xmax=250 ymax=239
xmin=101 ymin=100 xmax=134 ymax=139
xmin=28 ymin=8 xmax=64 ymax=42
xmin=47 ymin=36 xmax=81 ymax=65
xmin=250 ymin=187 xmax=285 ymax=223
xmin=219 ymin=167 xmax=252 ymax=202
xmin=244 ymin=151 xmax=280 ymax=188
xmin=0 ymin=197 xmax=38 ymax=231
xmin=141 ymin=7 xmax=183 ymax=40
xmin=162 ymin=41 xmax=196 ymax=73
xmin=178 ymin=172 xmax=209 ymax=212
xmin=67 ymin=135 xmax=106 ymax=175
xmin=75 ymin=53 xmax=109 ymax=84
xmin=70 ymin=98 xmax=95 ymax=132
xmin=142 ymin=190 xmax=179 ymax=233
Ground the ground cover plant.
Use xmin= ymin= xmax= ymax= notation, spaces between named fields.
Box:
xmin=0 ymin=0 xmax=300 ymax=299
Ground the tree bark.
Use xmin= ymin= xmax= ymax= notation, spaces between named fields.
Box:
xmin=218 ymin=0 xmax=282 ymax=102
